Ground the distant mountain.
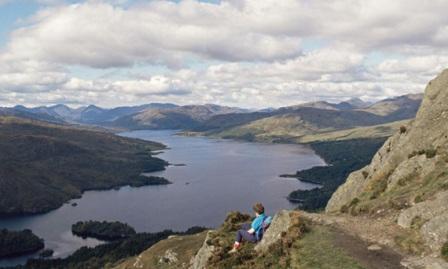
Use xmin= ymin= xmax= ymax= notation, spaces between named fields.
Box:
xmin=8 ymin=103 xmax=178 ymax=125
xmin=110 ymin=104 xmax=249 ymax=130
xmin=193 ymin=93 xmax=423 ymax=143
xmin=0 ymin=107 xmax=64 ymax=124
xmin=344 ymin=97 xmax=372 ymax=109
xmin=361 ymin=93 xmax=423 ymax=120
xmin=279 ymin=101 xmax=340 ymax=112
xmin=5 ymin=94 xmax=422 ymax=132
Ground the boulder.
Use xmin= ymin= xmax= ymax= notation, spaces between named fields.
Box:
xmin=254 ymin=210 xmax=293 ymax=253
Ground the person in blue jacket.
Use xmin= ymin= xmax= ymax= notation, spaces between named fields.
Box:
xmin=229 ymin=202 xmax=265 ymax=254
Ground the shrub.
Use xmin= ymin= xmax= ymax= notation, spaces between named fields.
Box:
xmin=394 ymin=231 xmax=426 ymax=255
xmin=362 ymin=170 xmax=369 ymax=179
xmin=442 ymin=242 xmax=448 ymax=262
xmin=349 ymin=198 xmax=360 ymax=207
xmin=414 ymin=195 xmax=423 ymax=203
xmin=441 ymin=181 xmax=448 ymax=190
xmin=410 ymin=216 xmax=427 ymax=230
xmin=369 ymin=178 xmax=388 ymax=200
xmin=418 ymin=149 xmax=426 ymax=155
xmin=425 ymin=148 xmax=437 ymax=159
xmin=400 ymin=126 xmax=407 ymax=134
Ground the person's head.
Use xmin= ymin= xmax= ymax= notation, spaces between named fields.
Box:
xmin=252 ymin=202 xmax=265 ymax=216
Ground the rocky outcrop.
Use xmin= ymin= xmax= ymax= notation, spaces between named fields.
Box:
xmin=326 ymin=69 xmax=448 ymax=259
xmin=189 ymin=231 xmax=215 ymax=269
xmin=327 ymin=69 xmax=448 ymax=214
xmin=254 ymin=210 xmax=293 ymax=253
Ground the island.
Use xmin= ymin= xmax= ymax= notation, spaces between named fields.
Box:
xmin=72 ymin=221 xmax=137 ymax=241
xmin=0 ymin=229 xmax=44 ymax=258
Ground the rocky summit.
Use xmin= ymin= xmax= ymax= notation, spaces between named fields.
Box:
xmin=327 ymin=69 xmax=448 ymax=267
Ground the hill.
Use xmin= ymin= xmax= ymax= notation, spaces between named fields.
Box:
xmin=0 ymin=116 xmax=168 ymax=216
xmin=109 ymin=104 xmax=248 ymax=130
xmin=191 ymin=94 xmax=421 ymax=143
xmin=9 ymin=103 xmax=178 ymax=125
xmin=0 ymin=107 xmax=64 ymax=124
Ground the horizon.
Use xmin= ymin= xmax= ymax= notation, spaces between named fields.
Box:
xmin=1 ymin=1 xmax=446 ymax=108
xmin=3 ymin=92 xmax=423 ymax=111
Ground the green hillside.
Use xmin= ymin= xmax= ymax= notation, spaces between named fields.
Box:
xmin=0 ymin=116 xmax=168 ymax=216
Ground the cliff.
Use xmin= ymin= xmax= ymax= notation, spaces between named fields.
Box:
xmin=326 ymin=69 xmax=448 ymax=267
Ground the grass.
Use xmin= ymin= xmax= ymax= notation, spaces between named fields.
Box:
xmin=442 ymin=242 xmax=448 ymax=262
xmin=394 ymin=230 xmax=426 ymax=255
xmin=291 ymin=226 xmax=364 ymax=269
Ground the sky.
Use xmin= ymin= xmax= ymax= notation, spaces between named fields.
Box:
xmin=0 ymin=0 xmax=448 ymax=109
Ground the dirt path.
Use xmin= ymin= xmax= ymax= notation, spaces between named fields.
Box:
xmin=330 ymin=227 xmax=405 ymax=269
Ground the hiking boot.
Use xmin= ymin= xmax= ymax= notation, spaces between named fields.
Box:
xmin=228 ymin=242 xmax=240 ymax=254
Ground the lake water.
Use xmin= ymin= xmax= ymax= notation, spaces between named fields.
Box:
xmin=0 ymin=130 xmax=325 ymax=267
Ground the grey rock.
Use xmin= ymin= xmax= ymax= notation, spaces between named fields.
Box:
xmin=254 ymin=210 xmax=292 ymax=253
xmin=326 ymin=69 xmax=448 ymax=214
xmin=401 ymin=256 xmax=448 ymax=269
xmin=158 ymin=249 xmax=178 ymax=265
xmin=397 ymin=191 xmax=448 ymax=229
xmin=367 ymin=244 xmax=382 ymax=251
xmin=189 ymin=231 xmax=215 ymax=269
xmin=326 ymin=169 xmax=369 ymax=213
xmin=420 ymin=212 xmax=448 ymax=253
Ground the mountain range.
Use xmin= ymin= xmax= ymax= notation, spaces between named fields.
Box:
xmin=2 ymin=94 xmax=422 ymax=136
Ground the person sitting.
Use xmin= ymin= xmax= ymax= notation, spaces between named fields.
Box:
xmin=228 ymin=202 xmax=268 ymax=254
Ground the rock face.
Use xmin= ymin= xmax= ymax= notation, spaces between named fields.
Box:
xmin=254 ymin=210 xmax=293 ymax=253
xmin=189 ymin=231 xmax=215 ymax=269
xmin=326 ymin=69 xmax=448 ymax=258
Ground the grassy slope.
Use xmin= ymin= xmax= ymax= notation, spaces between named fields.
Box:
xmin=205 ymin=117 xmax=407 ymax=144
xmin=296 ymin=120 xmax=409 ymax=143
xmin=128 ymin=212 xmax=370 ymax=269
xmin=113 ymin=231 xmax=208 ymax=269
xmin=0 ymin=116 xmax=168 ymax=216
xmin=291 ymin=226 xmax=363 ymax=269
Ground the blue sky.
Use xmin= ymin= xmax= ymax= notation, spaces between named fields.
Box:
xmin=0 ymin=0 xmax=446 ymax=108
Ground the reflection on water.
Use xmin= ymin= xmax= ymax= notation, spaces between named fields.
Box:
xmin=0 ymin=130 xmax=325 ymax=267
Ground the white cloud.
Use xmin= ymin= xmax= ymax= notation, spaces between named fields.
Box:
xmin=1 ymin=0 xmax=448 ymax=108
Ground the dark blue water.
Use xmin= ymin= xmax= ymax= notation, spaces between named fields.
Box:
xmin=0 ymin=130 xmax=325 ymax=267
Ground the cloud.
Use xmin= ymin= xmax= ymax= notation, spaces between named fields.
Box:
xmin=1 ymin=0 xmax=448 ymax=108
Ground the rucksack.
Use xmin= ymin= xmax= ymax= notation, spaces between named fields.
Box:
xmin=256 ymin=216 xmax=273 ymax=241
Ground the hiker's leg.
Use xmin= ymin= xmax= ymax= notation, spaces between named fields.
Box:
xmin=236 ymin=229 xmax=244 ymax=242
xmin=241 ymin=223 xmax=251 ymax=230
xmin=236 ymin=229 xmax=256 ymax=243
